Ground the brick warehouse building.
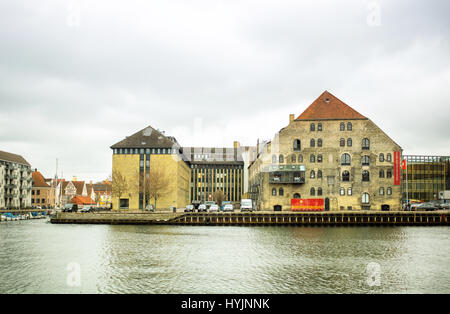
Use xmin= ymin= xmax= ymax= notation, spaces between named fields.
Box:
xmin=249 ymin=91 xmax=403 ymax=211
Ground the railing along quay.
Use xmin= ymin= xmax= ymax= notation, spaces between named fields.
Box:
xmin=49 ymin=211 xmax=450 ymax=226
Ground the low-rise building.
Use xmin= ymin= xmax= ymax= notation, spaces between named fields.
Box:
xmin=0 ymin=150 xmax=32 ymax=209
xmin=31 ymin=169 xmax=56 ymax=208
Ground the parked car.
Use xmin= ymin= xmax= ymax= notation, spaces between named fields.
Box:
xmin=80 ymin=205 xmax=92 ymax=213
xmin=223 ymin=204 xmax=234 ymax=212
xmin=146 ymin=204 xmax=155 ymax=212
xmin=63 ymin=204 xmax=78 ymax=213
xmin=209 ymin=204 xmax=219 ymax=212
xmin=198 ymin=204 xmax=207 ymax=212
xmin=184 ymin=204 xmax=194 ymax=212
xmin=438 ymin=202 xmax=450 ymax=210
xmin=416 ymin=202 xmax=438 ymax=211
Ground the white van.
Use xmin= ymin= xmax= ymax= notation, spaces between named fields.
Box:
xmin=240 ymin=199 xmax=253 ymax=212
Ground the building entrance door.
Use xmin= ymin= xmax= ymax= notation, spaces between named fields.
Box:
xmin=325 ymin=198 xmax=330 ymax=211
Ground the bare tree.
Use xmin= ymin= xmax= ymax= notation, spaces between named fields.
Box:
xmin=112 ymin=169 xmax=128 ymax=207
xmin=144 ymin=165 xmax=171 ymax=210
xmin=213 ymin=189 xmax=225 ymax=207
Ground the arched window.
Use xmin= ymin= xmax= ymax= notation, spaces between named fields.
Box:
xmin=379 ymin=187 xmax=384 ymax=195
xmin=362 ymin=170 xmax=370 ymax=182
xmin=341 ymin=153 xmax=351 ymax=165
xmin=298 ymin=154 xmax=303 ymax=162
xmin=340 ymin=138 xmax=345 ymax=147
xmin=340 ymin=188 xmax=345 ymax=196
xmin=340 ymin=122 xmax=345 ymax=131
xmin=386 ymin=153 xmax=392 ymax=162
xmin=310 ymin=187 xmax=315 ymax=196
xmin=318 ymin=187 xmax=323 ymax=196
xmin=293 ymin=139 xmax=301 ymax=151
xmin=310 ymin=170 xmax=315 ymax=178
xmin=310 ymin=154 xmax=315 ymax=163
xmin=347 ymin=187 xmax=352 ymax=195
xmin=347 ymin=138 xmax=352 ymax=147
xmin=279 ymin=188 xmax=284 ymax=196
xmin=318 ymin=139 xmax=322 ymax=147
xmin=362 ymin=193 xmax=370 ymax=204
xmin=347 ymin=122 xmax=352 ymax=131
xmin=379 ymin=169 xmax=385 ymax=178
xmin=317 ymin=154 xmax=323 ymax=163
xmin=291 ymin=154 xmax=296 ymax=163
xmin=317 ymin=170 xmax=322 ymax=178
xmin=362 ymin=155 xmax=370 ymax=166
xmin=342 ymin=170 xmax=350 ymax=181
xmin=362 ymin=138 xmax=370 ymax=150
xmin=279 ymin=154 xmax=284 ymax=163
xmin=272 ymin=188 xmax=277 ymax=196
xmin=387 ymin=187 xmax=392 ymax=195
xmin=272 ymin=155 xmax=277 ymax=163
xmin=387 ymin=169 xmax=392 ymax=178
xmin=310 ymin=123 xmax=315 ymax=131
xmin=293 ymin=193 xmax=301 ymax=199
xmin=310 ymin=139 xmax=315 ymax=147
xmin=318 ymin=123 xmax=322 ymax=131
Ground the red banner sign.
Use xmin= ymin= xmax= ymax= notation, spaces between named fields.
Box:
xmin=291 ymin=199 xmax=324 ymax=211
xmin=394 ymin=151 xmax=401 ymax=185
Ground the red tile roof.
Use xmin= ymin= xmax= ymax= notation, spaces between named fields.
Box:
xmin=296 ymin=91 xmax=367 ymax=121
xmin=71 ymin=196 xmax=96 ymax=205
xmin=32 ymin=171 xmax=50 ymax=188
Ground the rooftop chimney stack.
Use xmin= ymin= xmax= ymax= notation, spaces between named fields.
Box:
xmin=289 ymin=114 xmax=295 ymax=124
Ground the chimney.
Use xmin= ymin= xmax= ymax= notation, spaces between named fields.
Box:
xmin=289 ymin=114 xmax=295 ymax=124
xmin=233 ymin=141 xmax=240 ymax=149
xmin=256 ymin=139 xmax=260 ymax=154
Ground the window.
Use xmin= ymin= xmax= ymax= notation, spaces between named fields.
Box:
xmin=387 ymin=153 xmax=392 ymax=162
xmin=310 ymin=170 xmax=315 ymax=178
xmin=318 ymin=139 xmax=322 ymax=147
xmin=317 ymin=154 xmax=323 ymax=163
xmin=340 ymin=122 xmax=345 ymax=131
xmin=347 ymin=138 xmax=352 ymax=147
xmin=310 ymin=154 xmax=315 ymax=163
xmin=342 ymin=170 xmax=350 ymax=181
xmin=279 ymin=188 xmax=284 ymax=196
xmin=340 ymin=188 xmax=345 ymax=196
xmin=291 ymin=154 xmax=296 ymax=163
xmin=340 ymin=138 xmax=345 ymax=147
xmin=362 ymin=170 xmax=370 ymax=182
xmin=272 ymin=188 xmax=277 ymax=196
xmin=279 ymin=154 xmax=284 ymax=163
xmin=387 ymin=169 xmax=392 ymax=178
xmin=341 ymin=153 xmax=351 ymax=165
xmin=298 ymin=154 xmax=303 ymax=162
xmin=362 ymin=138 xmax=370 ymax=150
xmin=310 ymin=187 xmax=315 ymax=196
xmin=318 ymin=187 xmax=323 ymax=196
xmin=310 ymin=123 xmax=315 ymax=131
xmin=379 ymin=187 xmax=384 ymax=195
xmin=293 ymin=193 xmax=301 ymax=199
xmin=362 ymin=155 xmax=370 ymax=166
xmin=347 ymin=122 xmax=352 ymax=131
xmin=317 ymin=170 xmax=322 ymax=178
xmin=379 ymin=153 xmax=384 ymax=162
xmin=362 ymin=193 xmax=370 ymax=204
xmin=272 ymin=155 xmax=277 ymax=163
xmin=293 ymin=139 xmax=301 ymax=151
xmin=310 ymin=139 xmax=315 ymax=147
xmin=387 ymin=187 xmax=392 ymax=195
xmin=379 ymin=170 xmax=385 ymax=178
xmin=318 ymin=123 xmax=322 ymax=131
xmin=347 ymin=187 xmax=352 ymax=195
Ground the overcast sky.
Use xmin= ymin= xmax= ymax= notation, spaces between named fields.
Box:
xmin=1 ymin=0 xmax=449 ymax=182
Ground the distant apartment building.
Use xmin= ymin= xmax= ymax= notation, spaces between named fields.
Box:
xmin=402 ymin=155 xmax=450 ymax=202
xmin=31 ymin=169 xmax=56 ymax=208
xmin=0 ymin=150 xmax=32 ymax=209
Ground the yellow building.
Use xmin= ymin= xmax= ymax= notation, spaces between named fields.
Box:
xmin=110 ymin=126 xmax=190 ymax=210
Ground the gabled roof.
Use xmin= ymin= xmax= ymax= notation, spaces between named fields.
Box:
xmin=0 ymin=150 xmax=31 ymax=166
xmin=111 ymin=126 xmax=179 ymax=149
xmin=32 ymin=170 xmax=50 ymax=188
xmin=72 ymin=181 xmax=85 ymax=195
xmin=71 ymin=196 xmax=96 ymax=205
xmin=296 ymin=91 xmax=367 ymax=121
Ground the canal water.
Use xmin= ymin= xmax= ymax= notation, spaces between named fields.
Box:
xmin=1 ymin=219 xmax=449 ymax=294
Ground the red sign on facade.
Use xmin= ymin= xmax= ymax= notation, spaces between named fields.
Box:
xmin=291 ymin=199 xmax=324 ymax=211
xmin=394 ymin=151 xmax=401 ymax=185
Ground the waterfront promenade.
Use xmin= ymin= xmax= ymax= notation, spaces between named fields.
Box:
xmin=50 ymin=210 xmax=450 ymax=226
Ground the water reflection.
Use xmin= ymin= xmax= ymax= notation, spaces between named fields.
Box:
xmin=0 ymin=221 xmax=449 ymax=293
